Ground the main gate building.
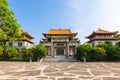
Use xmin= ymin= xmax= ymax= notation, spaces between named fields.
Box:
xmin=40 ymin=28 xmax=80 ymax=57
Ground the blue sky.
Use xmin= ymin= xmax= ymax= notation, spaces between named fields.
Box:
xmin=8 ymin=0 xmax=120 ymax=44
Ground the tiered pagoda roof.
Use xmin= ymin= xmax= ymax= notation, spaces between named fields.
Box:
xmin=43 ymin=29 xmax=77 ymax=37
xmin=20 ymin=29 xmax=34 ymax=39
xmin=86 ymin=28 xmax=118 ymax=43
xmin=86 ymin=28 xmax=118 ymax=38
xmin=19 ymin=29 xmax=34 ymax=44
xmin=3 ymin=29 xmax=34 ymax=44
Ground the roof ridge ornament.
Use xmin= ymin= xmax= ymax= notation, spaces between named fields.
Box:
xmin=98 ymin=27 xmax=100 ymax=29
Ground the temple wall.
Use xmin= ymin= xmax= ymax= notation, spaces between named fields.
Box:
xmin=91 ymin=40 xmax=116 ymax=46
xmin=41 ymin=42 xmax=52 ymax=46
xmin=68 ymin=42 xmax=79 ymax=47
xmin=6 ymin=41 xmax=34 ymax=48
xmin=51 ymin=38 xmax=69 ymax=42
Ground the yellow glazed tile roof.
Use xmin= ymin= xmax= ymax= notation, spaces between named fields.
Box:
xmin=48 ymin=29 xmax=74 ymax=34
xmin=96 ymin=28 xmax=109 ymax=33
xmin=86 ymin=28 xmax=118 ymax=38
xmin=19 ymin=29 xmax=34 ymax=39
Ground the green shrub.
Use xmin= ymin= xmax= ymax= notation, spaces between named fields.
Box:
xmin=21 ymin=49 xmax=30 ymax=61
xmin=31 ymin=48 xmax=38 ymax=61
xmin=116 ymin=42 xmax=120 ymax=47
xmin=0 ymin=57 xmax=7 ymax=61
xmin=96 ymin=42 xmax=108 ymax=48
xmin=7 ymin=48 xmax=18 ymax=57
xmin=22 ymin=49 xmax=29 ymax=56
xmin=96 ymin=42 xmax=120 ymax=61
xmin=88 ymin=47 xmax=106 ymax=61
xmin=104 ymin=41 xmax=112 ymax=46
xmin=23 ymin=56 xmax=30 ymax=62
xmin=9 ymin=57 xmax=23 ymax=61
xmin=35 ymin=44 xmax=47 ymax=60
xmin=105 ymin=46 xmax=120 ymax=61
xmin=0 ymin=56 xmax=9 ymax=61
xmin=76 ymin=44 xmax=92 ymax=61
xmin=0 ymin=46 xmax=3 ymax=56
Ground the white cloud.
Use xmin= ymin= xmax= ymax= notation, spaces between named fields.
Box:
xmin=98 ymin=0 xmax=120 ymax=31
xmin=64 ymin=0 xmax=120 ymax=43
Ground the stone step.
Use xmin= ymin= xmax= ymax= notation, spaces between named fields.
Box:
xmin=43 ymin=57 xmax=78 ymax=62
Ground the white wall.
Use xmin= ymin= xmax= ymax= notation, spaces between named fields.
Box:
xmin=91 ymin=40 xmax=116 ymax=46
xmin=6 ymin=41 xmax=34 ymax=48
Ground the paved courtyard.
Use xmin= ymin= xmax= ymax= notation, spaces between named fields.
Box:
xmin=0 ymin=62 xmax=120 ymax=80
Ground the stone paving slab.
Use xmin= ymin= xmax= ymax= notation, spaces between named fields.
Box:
xmin=0 ymin=62 xmax=120 ymax=80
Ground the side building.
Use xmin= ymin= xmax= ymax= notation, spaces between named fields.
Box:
xmin=6 ymin=29 xmax=34 ymax=49
xmin=40 ymin=28 xmax=80 ymax=58
xmin=86 ymin=28 xmax=118 ymax=46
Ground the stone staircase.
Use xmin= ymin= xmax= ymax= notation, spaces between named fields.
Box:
xmin=43 ymin=56 xmax=78 ymax=62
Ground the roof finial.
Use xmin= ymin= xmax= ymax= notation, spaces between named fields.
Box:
xmin=59 ymin=28 xmax=61 ymax=30
xmin=98 ymin=27 xmax=100 ymax=29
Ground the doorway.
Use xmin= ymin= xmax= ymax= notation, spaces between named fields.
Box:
xmin=56 ymin=48 xmax=64 ymax=55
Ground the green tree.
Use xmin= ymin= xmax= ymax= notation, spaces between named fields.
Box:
xmin=7 ymin=48 xmax=18 ymax=58
xmin=105 ymin=45 xmax=120 ymax=61
xmin=77 ymin=43 xmax=107 ymax=62
xmin=115 ymin=34 xmax=120 ymax=47
xmin=104 ymin=41 xmax=112 ymax=46
xmin=0 ymin=0 xmax=22 ymax=59
xmin=30 ymin=48 xmax=38 ymax=61
xmin=0 ymin=0 xmax=21 ymax=44
xmin=77 ymin=44 xmax=92 ymax=62
xmin=96 ymin=42 xmax=108 ymax=48
xmin=115 ymin=34 xmax=120 ymax=39
xmin=22 ymin=49 xmax=29 ymax=56
xmin=0 ymin=29 xmax=7 ymax=46
xmin=116 ymin=42 xmax=120 ymax=47
xmin=0 ymin=46 xmax=4 ymax=56
xmin=21 ymin=49 xmax=31 ymax=61
xmin=88 ymin=47 xmax=106 ymax=61
xmin=96 ymin=42 xmax=120 ymax=61
xmin=35 ymin=44 xmax=47 ymax=61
